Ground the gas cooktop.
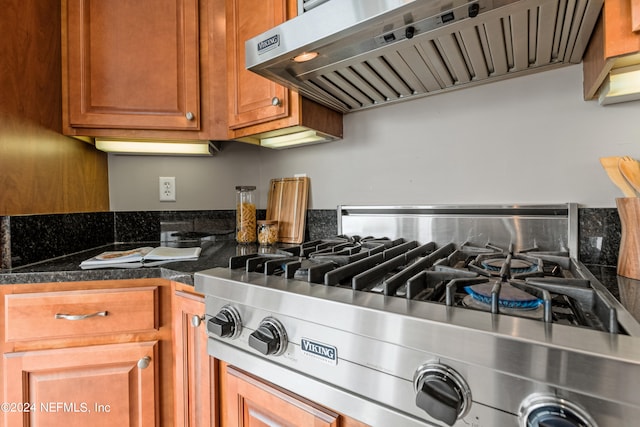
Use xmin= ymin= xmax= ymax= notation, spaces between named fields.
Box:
xmin=196 ymin=204 xmax=640 ymax=427
xmin=230 ymin=235 xmax=625 ymax=334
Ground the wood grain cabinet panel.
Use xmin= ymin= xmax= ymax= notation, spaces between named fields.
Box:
xmin=172 ymin=286 xmax=217 ymax=427
xmin=62 ymin=0 xmax=228 ymax=141
xmin=224 ymin=365 xmax=339 ymax=427
xmin=0 ymin=279 xmax=174 ymax=426
xmin=4 ymin=286 xmax=158 ymax=341
xmin=582 ymin=0 xmax=640 ymax=99
xmin=64 ymin=0 xmax=200 ymax=130
xmin=3 ymin=341 xmax=157 ymax=427
xmin=0 ymin=0 xmax=109 ymax=216
xmin=226 ymin=0 xmax=288 ymax=129
xmin=220 ymin=362 xmax=371 ymax=427
xmin=226 ymin=0 xmax=342 ymax=143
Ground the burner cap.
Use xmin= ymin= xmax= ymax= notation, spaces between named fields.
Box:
xmin=464 ymin=283 xmax=541 ymax=309
xmin=462 ymin=295 xmax=544 ymax=319
xmin=481 ymin=258 xmax=535 ymax=273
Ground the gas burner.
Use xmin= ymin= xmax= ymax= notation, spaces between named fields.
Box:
xmin=479 ymin=257 xmax=536 ymax=274
xmin=464 ymin=281 xmax=542 ymax=309
xmin=468 ymin=252 xmax=544 ymax=279
xmin=462 ymin=294 xmax=545 ymax=320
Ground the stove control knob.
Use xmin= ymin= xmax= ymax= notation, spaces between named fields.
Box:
xmin=207 ymin=305 xmax=242 ymax=339
xmin=519 ymin=394 xmax=597 ymax=427
xmin=413 ymin=363 xmax=471 ymax=426
xmin=249 ymin=317 xmax=287 ymax=356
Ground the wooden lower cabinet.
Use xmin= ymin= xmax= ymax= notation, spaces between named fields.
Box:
xmin=1 ymin=279 xmax=371 ymax=427
xmin=0 ymin=279 xmax=174 ymax=427
xmin=3 ymin=341 xmax=157 ymax=426
xmin=221 ymin=363 xmax=370 ymax=427
xmin=172 ymin=284 xmax=217 ymax=427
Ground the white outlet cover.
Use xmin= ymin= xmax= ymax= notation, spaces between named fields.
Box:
xmin=159 ymin=176 xmax=176 ymax=202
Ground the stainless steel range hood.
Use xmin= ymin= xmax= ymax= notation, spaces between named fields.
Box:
xmin=246 ymin=0 xmax=604 ymax=113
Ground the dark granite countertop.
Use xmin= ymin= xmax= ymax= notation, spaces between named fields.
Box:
xmin=0 ymin=240 xmax=295 ymax=286
xmin=586 ymin=264 xmax=640 ymax=323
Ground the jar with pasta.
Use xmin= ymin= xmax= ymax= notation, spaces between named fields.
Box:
xmin=235 ymin=186 xmax=256 ymax=243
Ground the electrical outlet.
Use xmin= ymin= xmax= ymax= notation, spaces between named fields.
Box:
xmin=159 ymin=177 xmax=176 ymax=202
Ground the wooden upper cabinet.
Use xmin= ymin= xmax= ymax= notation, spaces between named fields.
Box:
xmin=582 ymin=0 xmax=640 ymax=99
xmin=226 ymin=0 xmax=343 ymax=144
xmin=226 ymin=0 xmax=288 ymax=130
xmin=64 ymin=0 xmax=200 ymax=130
xmin=62 ymin=0 xmax=227 ymax=140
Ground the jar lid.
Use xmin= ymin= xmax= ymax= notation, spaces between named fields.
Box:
xmin=257 ymin=220 xmax=278 ymax=225
xmin=235 ymin=185 xmax=256 ymax=191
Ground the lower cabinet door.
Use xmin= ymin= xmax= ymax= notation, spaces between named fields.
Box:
xmin=173 ymin=289 xmax=217 ymax=427
xmin=224 ymin=365 xmax=339 ymax=427
xmin=2 ymin=341 xmax=157 ymax=427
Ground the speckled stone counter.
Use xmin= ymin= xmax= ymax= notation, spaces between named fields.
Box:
xmin=0 ymin=209 xmax=338 ymax=270
xmin=587 ymin=264 xmax=640 ymax=323
xmin=618 ymin=275 xmax=640 ymax=323
xmin=0 ymin=240 xmax=305 ymax=286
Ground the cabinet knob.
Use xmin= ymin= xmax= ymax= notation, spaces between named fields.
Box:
xmin=271 ymin=97 xmax=282 ymax=107
xmin=185 ymin=111 xmax=195 ymax=120
xmin=191 ymin=314 xmax=204 ymax=327
xmin=137 ymin=356 xmax=151 ymax=369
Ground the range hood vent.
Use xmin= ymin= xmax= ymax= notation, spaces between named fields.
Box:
xmin=246 ymin=0 xmax=603 ymax=113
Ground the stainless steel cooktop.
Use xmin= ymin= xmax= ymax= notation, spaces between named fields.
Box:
xmin=196 ymin=204 xmax=640 ymax=427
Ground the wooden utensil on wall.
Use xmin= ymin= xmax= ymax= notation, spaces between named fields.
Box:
xmin=266 ymin=177 xmax=310 ymax=244
xmin=600 ymin=157 xmax=637 ymax=197
xmin=616 ymin=197 xmax=640 ymax=280
xmin=618 ymin=156 xmax=640 ymax=196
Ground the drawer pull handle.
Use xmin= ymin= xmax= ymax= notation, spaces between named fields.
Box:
xmin=54 ymin=311 xmax=108 ymax=321
xmin=137 ymin=356 xmax=151 ymax=369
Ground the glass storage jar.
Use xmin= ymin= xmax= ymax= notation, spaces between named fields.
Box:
xmin=257 ymin=220 xmax=278 ymax=245
xmin=235 ymin=186 xmax=256 ymax=243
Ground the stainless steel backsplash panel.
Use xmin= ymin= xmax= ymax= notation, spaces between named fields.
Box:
xmin=338 ymin=204 xmax=578 ymax=257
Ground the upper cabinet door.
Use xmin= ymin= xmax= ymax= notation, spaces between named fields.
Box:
xmin=65 ymin=0 xmax=200 ymax=130
xmin=227 ymin=0 xmax=289 ymax=129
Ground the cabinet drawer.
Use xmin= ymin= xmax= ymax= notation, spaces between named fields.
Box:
xmin=4 ymin=286 xmax=158 ymax=342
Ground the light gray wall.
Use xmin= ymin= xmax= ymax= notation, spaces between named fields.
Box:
xmin=108 ymin=65 xmax=640 ymax=211
xmin=108 ymin=141 xmax=262 ymax=211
